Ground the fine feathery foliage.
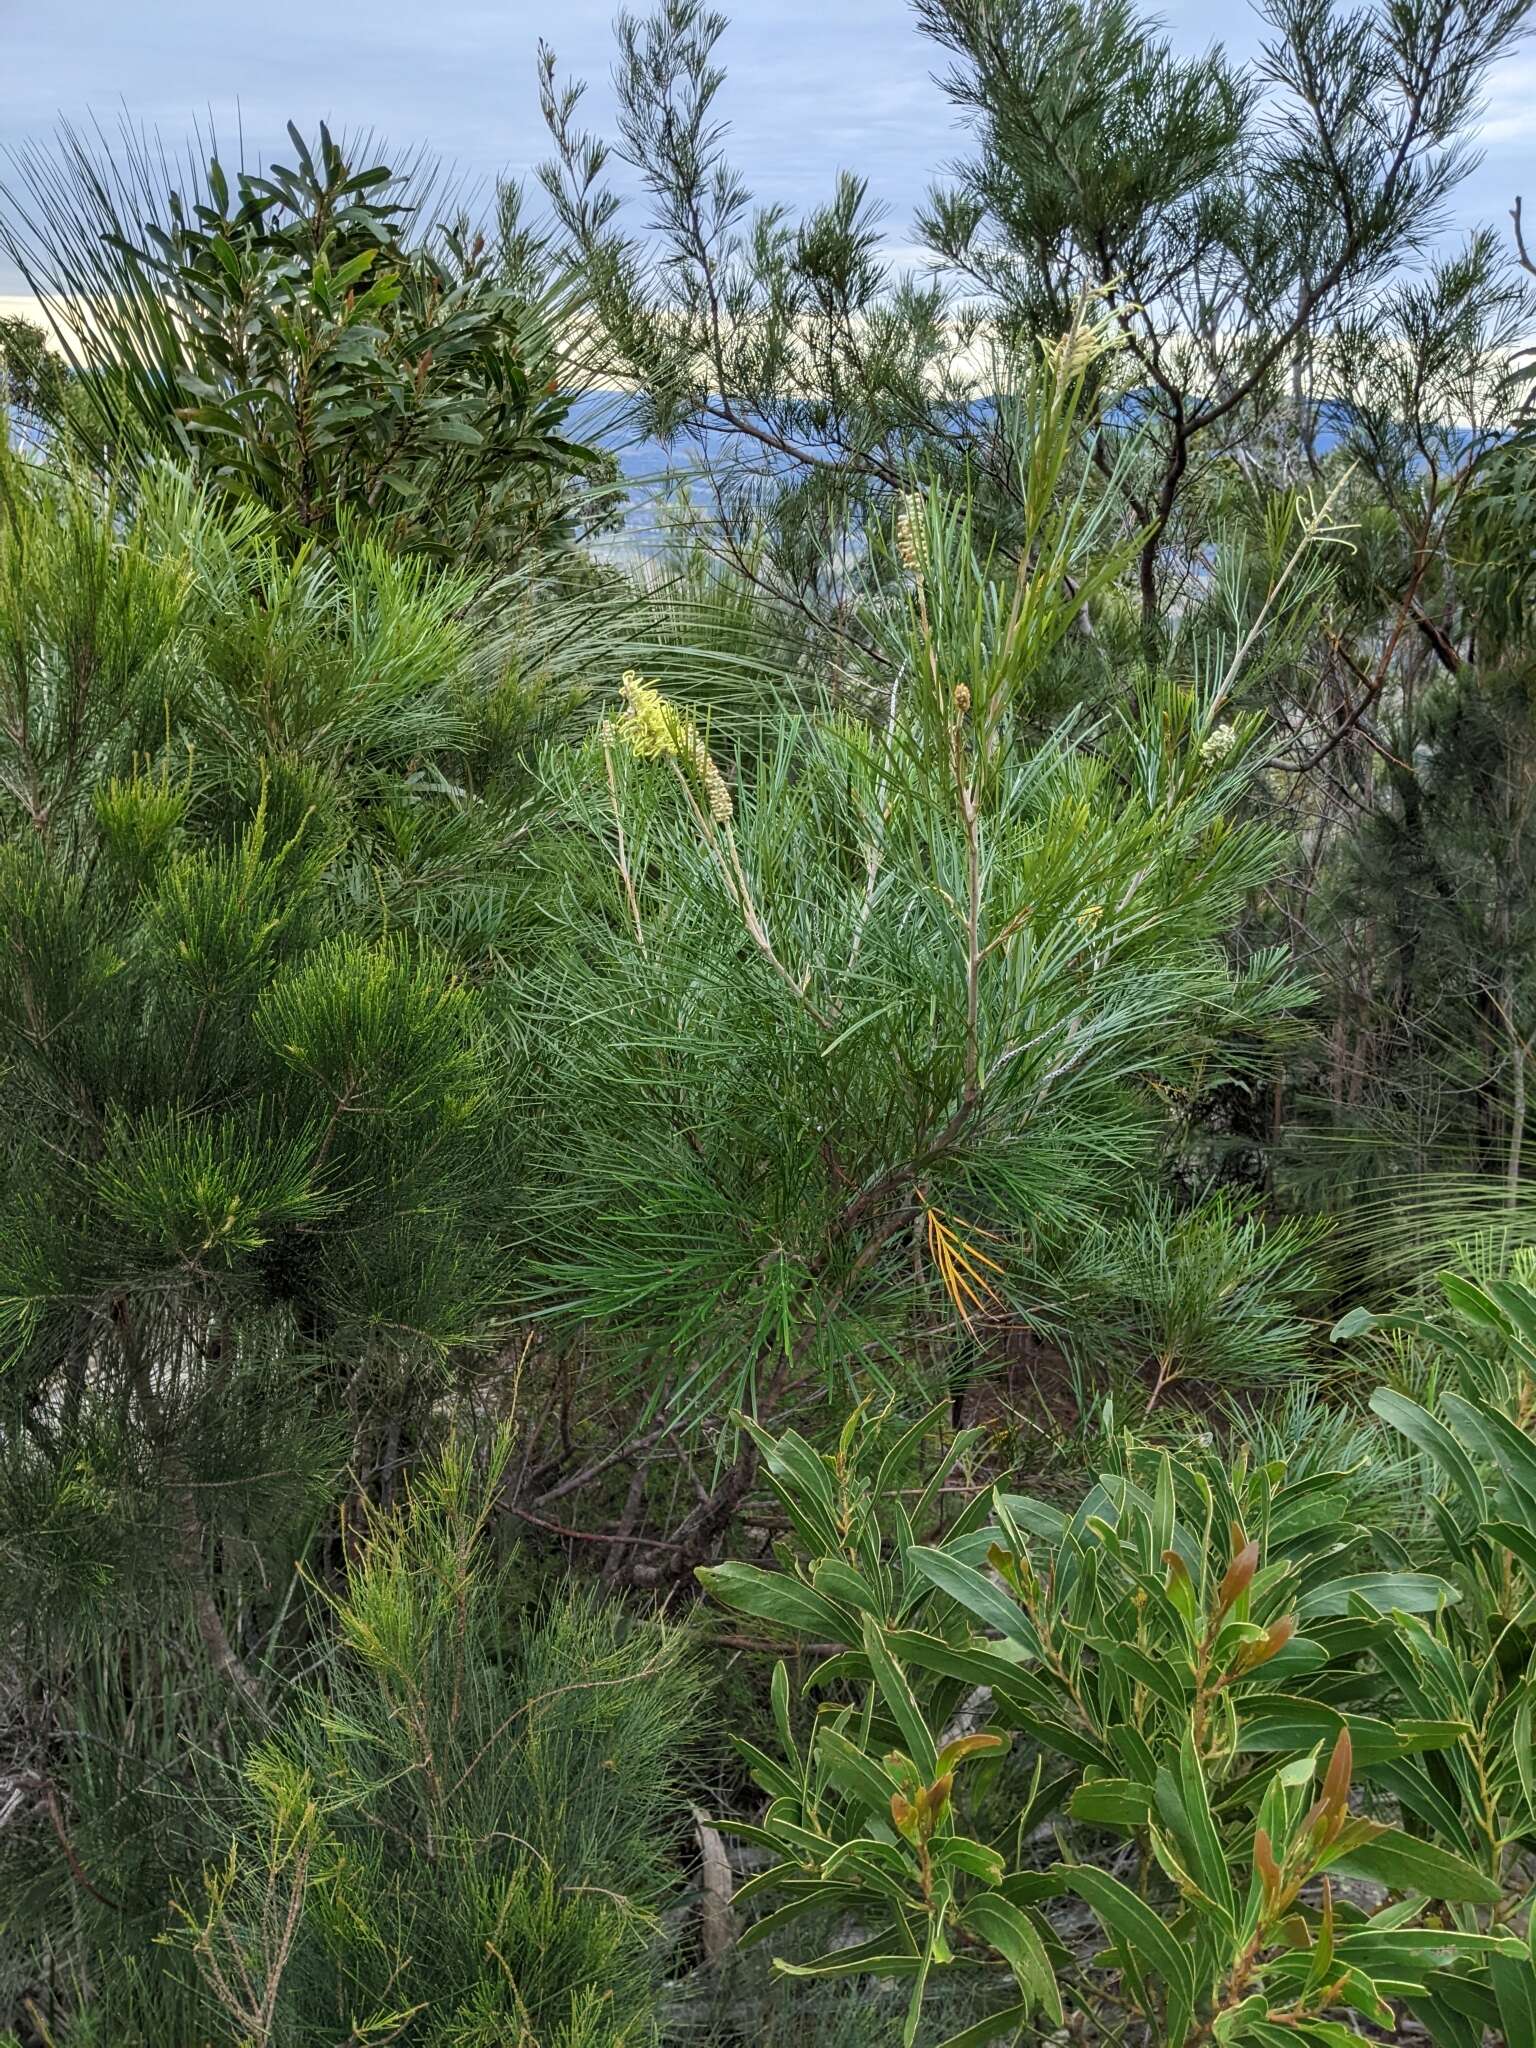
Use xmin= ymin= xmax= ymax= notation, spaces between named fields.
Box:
xmin=539 ymin=0 xmax=1529 ymax=623
xmin=518 ymin=324 xmax=1319 ymax=1443
xmin=3 ymin=1432 xmax=699 ymax=2045
xmin=168 ymin=1434 xmax=698 ymax=2048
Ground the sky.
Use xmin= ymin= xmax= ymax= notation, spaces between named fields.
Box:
xmin=1 ymin=0 xmax=1532 ymax=301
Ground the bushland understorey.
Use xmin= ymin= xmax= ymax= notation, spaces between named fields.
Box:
xmin=4 ymin=1 xmax=1536 ymax=2040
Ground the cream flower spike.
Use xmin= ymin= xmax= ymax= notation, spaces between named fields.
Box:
xmin=607 ymin=671 xmax=734 ymax=824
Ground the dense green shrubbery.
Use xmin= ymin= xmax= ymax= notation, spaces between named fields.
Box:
xmin=512 ymin=327 xmax=1333 ymax=1476
xmin=0 ymin=450 xmax=682 ymax=2041
xmin=4 ymin=0 xmax=1536 ymax=2034
xmin=700 ymin=1268 xmax=1536 ymax=2045
xmin=3 ymin=297 xmax=1533 ymax=2036
xmin=0 ymin=343 xmax=1347 ymax=2040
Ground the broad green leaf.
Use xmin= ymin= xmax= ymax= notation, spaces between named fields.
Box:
xmin=1369 ymin=1388 xmax=1487 ymax=1522
xmin=1404 ymin=1992 xmax=1489 ymax=2048
xmin=815 ymin=1725 xmax=905 ymax=1816
xmin=1211 ymin=1995 xmax=1267 ymax=2041
xmin=1069 ymin=1776 xmax=1154 ymax=1827
xmin=1488 ymin=1519 xmax=1536 ymax=1579
xmin=932 ymin=1836 xmax=1006 ymax=1883
xmin=697 ymin=1562 xmax=851 ymax=1639
xmin=958 ymin=1892 xmax=1063 ymax=2023
xmin=1094 ymin=1637 xmax=1190 ymax=1708
xmin=420 ymin=416 xmax=484 ymax=445
xmin=1487 ymin=1278 xmax=1536 ymax=1355
xmin=1422 ymin=1968 xmax=1503 ymax=2026
xmin=740 ymin=1886 xmax=872 ymax=1949
xmin=759 ymin=1811 xmax=842 ymax=1865
xmin=932 ymin=2001 xmax=1032 ymax=2048
xmin=771 ymin=1659 xmax=796 ymax=1769
xmin=862 ymin=1619 xmax=939 ymax=1778
xmin=1452 ymin=1400 xmax=1536 ymax=1514
xmin=1147 ymin=1820 xmax=1228 ymax=1918
xmin=911 ymin=1423 xmax=988 ymax=1531
xmin=991 ymin=1491 xmax=1069 ymax=1543
xmin=1257 ymin=1635 xmax=1330 ymax=1682
xmin=1439 ymin=1271 xmax=1509 ymax=1333
xmin=1489 ymin=1949 xmax=1536 ymax=2048
xmin=1325 ymin=1827 xmax=1503 ymax=1904
xmin=1176 ymin=1726 xmax=1235 ymax=1923
xmin=1296 ymin=1572 xmax=1458 ymax=1621
xmin=1054 ymin=1864 xmax=1196 ymax=2042
xmin=906 ymin=1545 xmax=1034 ymax=1649
xmin=1336 ymin=1929 xmax=1527 ymax=1968
xmin=1330 ymin=1306 xmax=1380 ymax=1341
xmin=729 ymin=1736 xmax=801 ymax=1804
xmin=872 ymin=1402 xmax=949 ymax=1503
xmin=1514 ymin=1684 xmax=1536 ymax=1826
xmin=811 ymin=1557 xmax=887 ymax=1619
xmin=1332 ymin=1305 xmax=1487 ymax=1381
xmin=728 ymin=1859 xmax=802 ymax=1908
xmin=737 ymin=1417 xmax=837 ymax=1516
xmin=1235 ymin=1700 xmax=1465 ymax=1763
xmin=817 ymin=1840 xmax=919 ymax=1904
xmin=1327 ymin=1310 xmax=1376 ymax=1343
xmin=1365 ymin=1759 xmax=1477 ymax=1860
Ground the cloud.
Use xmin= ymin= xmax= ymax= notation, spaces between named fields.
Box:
xmin=3 ymin=0 xmax=1527 ymax=297
xmin=1476 ymin=54 xmax=1536 ymax=147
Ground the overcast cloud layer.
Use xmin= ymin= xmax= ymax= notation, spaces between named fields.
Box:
xmin=1 ymin=0 xmax=1531 ymax=299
